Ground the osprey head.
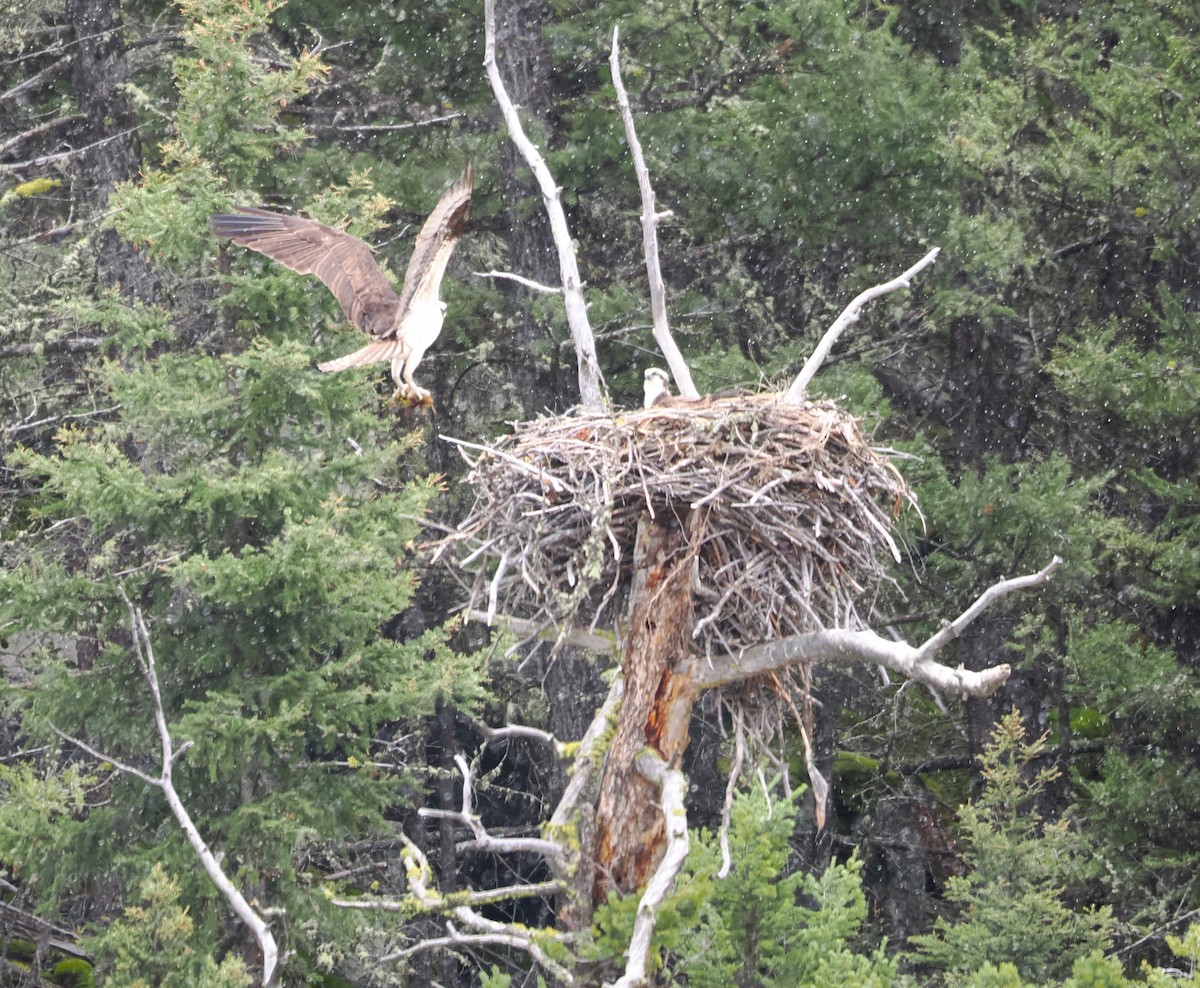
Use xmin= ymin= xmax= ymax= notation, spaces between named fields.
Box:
xmin=643 ymin=367 xmax=671 ymax=409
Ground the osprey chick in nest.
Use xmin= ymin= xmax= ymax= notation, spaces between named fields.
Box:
xmin=642 ymin=367 xmax=671 ymax=408
xmin=212 ymin=164 xmax=473 ymax=404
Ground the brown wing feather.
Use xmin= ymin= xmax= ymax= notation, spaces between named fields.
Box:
xmin=211 ymin=208 xmax=401 ymax=337
xmin=395 ymin=163 xmax=474 ymax=315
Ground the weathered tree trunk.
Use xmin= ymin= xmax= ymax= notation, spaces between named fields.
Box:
xmin=592 ymin=510 xmax=699 ymax=901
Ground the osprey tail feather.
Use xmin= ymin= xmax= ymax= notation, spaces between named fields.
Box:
xmin=317 ymin=339 xmax=402 ymax=373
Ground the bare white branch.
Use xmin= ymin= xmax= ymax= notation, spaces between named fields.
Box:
xmin=609 ymin=752 xmax=690 ymax=988
xmin=380 ymin=922 xmax=573 ymax=981
xmin=483 ymin=0 xmax=606 ymax=410
xmin=716 ymin=718 xmax=747 ymax=879
xmin=469 ymin=716 xmax=569 ymax=758
xmin=610 ymin=26 xmax=699 ymax=400
xmin=329 ymin=112 xmax=464 ymax=132
xmin=332 ymin=879 xmax=562 ymax=913
xmin=56 ymin=595 xmax=281 ymax=986
xmin=473 ymin=269 xmax=563 ymax=294
xmin=419 ymin=754 xmax=568 ymax=867
xmin=4 ymin=125 xmax=145 ymax=171
xmin=691 ymin=556 xmax=1063 ymax=696
xmin=784 ymin=247 xmax=940 ymax=404
xmin=379 ymin=926 xmax=548 ymax=963
xmin=48 ymin=725 xmax=157 ymax=786
xmin=918 ymin=555 xmax=1062 ymax=659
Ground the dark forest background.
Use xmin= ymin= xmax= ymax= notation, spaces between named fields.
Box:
xmin=1 ymin=0 xmax=1198 ymax=984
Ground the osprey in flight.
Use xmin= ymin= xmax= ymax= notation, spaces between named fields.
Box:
xmin=211 ymin=164 xmax=473 ymax=404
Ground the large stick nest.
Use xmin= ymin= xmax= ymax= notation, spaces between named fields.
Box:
xmin=434 ymin=394 xmax=913 ymax=658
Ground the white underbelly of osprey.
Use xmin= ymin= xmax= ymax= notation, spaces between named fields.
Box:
xmin=390 ymin=299 xmax=447 ymax=399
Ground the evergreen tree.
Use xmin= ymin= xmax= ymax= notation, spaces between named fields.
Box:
xmin=0 ymin=0 xmax=481 ymax=979
xmin=910 ymin=711 xmax=1112 ymax=984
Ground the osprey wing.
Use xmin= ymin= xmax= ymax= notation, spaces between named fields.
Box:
xmin=211 ymin=207 xmax=400 ymax=338
xmin=395 ymin=164 xmax=474 ymax=316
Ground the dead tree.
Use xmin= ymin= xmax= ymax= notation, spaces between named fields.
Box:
xmin=359 ymin=15 xmax=1062 ymax=987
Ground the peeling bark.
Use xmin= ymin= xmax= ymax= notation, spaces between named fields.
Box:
xmin=592 ymin=509 xmax=699 ymax=901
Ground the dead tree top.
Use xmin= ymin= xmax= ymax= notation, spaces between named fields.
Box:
xmin=436 ymin=393 xmax=914 ymax=658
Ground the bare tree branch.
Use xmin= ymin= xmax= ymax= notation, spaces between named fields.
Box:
xmin=464 ymin=555 xmax=1060 ymax=700
xmin=420 ymin=754 xmax=568 ymax=866
xmin=918 ymin=556 xmax=1062 ymax=658
xmin=482 ymin=0 xmax=606 ymax=411
xmin=324 ymin=112 xmax=464 ymax=132
xmin=784 ymin=247 xmax=940 ymax=404
xmin=332 ymin=880 xmax=562 ymax=912
xmin=361 ymin=833 xmax=575 ymax=983
xmin=54 ymin=594 xmax=281 ymax=986
xmin=610 ymin=26 xmax=698 ymax=400
xmin=463 ymin=608 xmax=617 ymax=654
xmin=0 ymin=114 xmax=86 ymax=156
xmin=469 ymin=715 xmax=569 ymax=757
xmin=609 ymin=751 xmax=690 ymax=988
xmin=691 ymin=556 xmax=1063 ymax=695
xmin=550 ymin=675 xmax=624 ymax=831
xmin=4 ymin=405 xmax=120 ymax=436
xmin=378 ymin=923 xmax=569 ymax=971
xmin=0 ymin=57 xmax=67 ymax=104
xmin=472 ymin=269 xmax=563 ymax=294
xmin=2 ymin=125 xmax=144 ymax=172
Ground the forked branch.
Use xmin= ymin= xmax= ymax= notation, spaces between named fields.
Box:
xmin=420 ymin=754 xmax=568 ymax=867
xmin=691 ymin=556 xmax=1064 ymax=694
xmin=333 ymin=829 xmax=571 ymax=979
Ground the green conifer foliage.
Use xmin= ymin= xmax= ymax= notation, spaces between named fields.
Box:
xmin=679 ymin=788 xmax=896 ymax=987
xmin=535 ymin=0 xmax=952 ymax=393
xmin=86 ymin=863 xmax=252 ymax=988
xmin=592 ymin=786 xmax=896 ymax=986
xmin=911 ymin=711 xmax=1112 ymax=984
xmin=0 ymin=0 xmax=480 ymax=978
